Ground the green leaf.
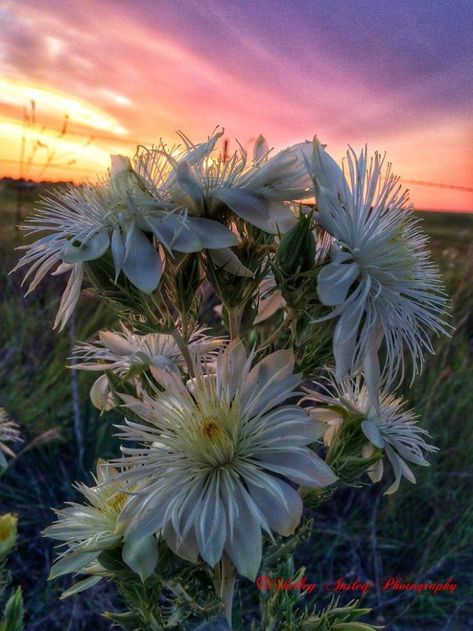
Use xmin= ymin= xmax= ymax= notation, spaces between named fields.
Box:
xmin=1 ymin=587 xmax=24 ymax=631
xmin=60 ymin=575 xmax=102 ymax=599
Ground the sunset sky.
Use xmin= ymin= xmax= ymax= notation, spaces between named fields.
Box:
xmin=1 ymin=0 xmax=472 ymax=211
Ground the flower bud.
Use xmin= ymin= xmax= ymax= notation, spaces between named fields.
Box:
xmin=0 ymin=513 xmax=18 ymax=561
xmin=275 ymin=212 xmax=315 ymax=278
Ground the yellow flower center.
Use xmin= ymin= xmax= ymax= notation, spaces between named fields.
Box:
xmin=202 ymin=419 xmax=223 ymax=441
xmin=106 ymin=492 xmax=128 ymax=515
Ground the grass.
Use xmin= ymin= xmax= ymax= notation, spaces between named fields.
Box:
xmin=0 ymin=181 xmax=472 ymax=630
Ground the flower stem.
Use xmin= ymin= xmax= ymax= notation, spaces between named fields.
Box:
xmin=258 ymin=307 xmax=296 ymax=351
xmin=151 ymin=293 xmax=195 ymax=377
xmin=228 ymin=307 xmax=241 ymax=340
xmin=171 ymin=328 xmax=195 ymax=377
xmin=217 ymin=554 xmax=236 ymax=628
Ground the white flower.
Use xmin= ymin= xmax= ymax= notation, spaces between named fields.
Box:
xmin=13 ymin=142 xmax=237 ymax=330
xmin=308 ymin=140 xmax=448 ymax=403
xmin=74 ymin=325 xmax=224 ymax=409
xmin=136 ymin=132 xmax=314 ymax=275
xmin=0 ymin=409 xmax=22 ymax=469
xmin=115 ymin=341 xmax=337 ymax=580
xmin=308 ymin=373 xmax=437 ymax=495
xmin=43 ymin=460 xmax=159 ymax=595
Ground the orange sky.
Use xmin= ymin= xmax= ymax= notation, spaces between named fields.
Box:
xmin=0 ymin=0 xmax=472 ymax=211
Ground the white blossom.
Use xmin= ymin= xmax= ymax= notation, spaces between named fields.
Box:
xmin=307 ymin=372 xmax=437 ymax=495
xmin=115 ymin=341 xmax=336 ymax=580
xmin=308 ymin=139 xmax=448 ymax=403
xmin=74 ymin=325 xmax=224 ymax=409
xmin=43 ymin=460 xmax=159 ymax=595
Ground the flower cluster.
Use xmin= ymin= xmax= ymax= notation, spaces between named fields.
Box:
xmin=13 ymin=131 xmax=312 ymax=329
xmin=16 ymin=130 xmax=448 ymax=624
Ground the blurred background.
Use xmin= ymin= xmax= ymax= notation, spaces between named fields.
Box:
xmin=1 ymin=1 xmax=472 ymax=629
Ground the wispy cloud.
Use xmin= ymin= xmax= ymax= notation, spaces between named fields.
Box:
xmin=0 ymin=0 xmax=472 ymax=208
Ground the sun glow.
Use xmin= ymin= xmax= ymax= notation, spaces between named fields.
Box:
xmin=0 ymin=79 xmax=127 ymax=134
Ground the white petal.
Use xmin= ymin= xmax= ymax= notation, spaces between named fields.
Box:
xmin=246 ymin=477 xmax=302 ymax=536
xmin=195 ymin=478 xmax=226 ymax=567
xmin=188 ymin=217 xmax=238 ymax=249
xmin=111 ymin=225 xmax=125 ymax=278
xmin=317 ymin=262 xmax=359 ymax=306
xmin=259 ymin=450 xmax=337 ymax=488
xmin=310 ymin=137 xmax=346 ymax=195
xmin=255 ymin=289 xmax=285 ymax=324
xmin=223 ymin=484 xmax=262 ymax=580
xmin=99 ymin=331 xmax=135 ymax=355
xmin=62 ymin=230 xmax=109 ymax=263
xmin=60 ymin=576 xmax=102 ymax=599
xmin=122 ymin=223 xmax=162 ymax=292
xmin=177 ymin=161 xmax=203 ymax=200
xmin=208 ymin=248 xmax=253 ymax=277
xmin=48 ymin=551 xmax=99 ymax=580
xmin=361 ymin=419 xmax=385 ymax=449
xmin=89 ymin=375 xmax=115 ymax=411
xmin=214 ymin=188 xmax=277 ymax=232
xmin=163 ymin=520 xmax=199 ymax=563
xmin=54 ymin=264 xmax=83 ymax=331
xmin=253 ymin=135 xmax=269 ymax=163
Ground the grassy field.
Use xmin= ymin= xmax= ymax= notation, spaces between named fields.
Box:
xmin=1 ymin=181 xmax=472 ymax=630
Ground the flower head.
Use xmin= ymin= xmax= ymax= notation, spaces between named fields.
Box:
xmin=116 ymin=341 xmax=336 ymax=580
xmin=0 ymin=409 xmax=22 ymax=469
xmin=74 ymin=325 xmax=223 ymax=410
xmin=136 ymin=132 xmax=313 ymax=236
xmin=308 ymin=140 xmax=448 ymax=402
xmin=308 ymin=372 xmax=437 ymax=494
xmin=13 ymin=134 xmax=237 ymax=330
xmin=43 ymin=460 xmax=159 ymax=594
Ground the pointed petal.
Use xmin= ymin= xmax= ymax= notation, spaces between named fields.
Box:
xmin=122 ymin=224 xmax=162 ymax=292
xmin=361 ymin=419 xmax=385 ymax=449
xmin=224 ymin=484 xmax=262 ymax=580
xmin=188 ymin=217 xmax=238 ymax=249
xmin=246 ymin=477 xmax=302 ymax=536
xmin=317 ymin=262 xmax=359 ymax=306
xmin=177 ymin=161 xmax=203 ymax=199
xmin=62 ymin=230 xmax=109 ymax=263
xmin=259 ymin=450 xmax=337 ymax=487
xmin=214 ymin=188 xmax=277 ymax=232
xmin=208 ymin=248 xmax=253 ymax=277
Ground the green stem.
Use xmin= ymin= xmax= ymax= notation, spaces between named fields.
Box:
xmin=228 ymin=307 xmax=241 ymax=340
xmin=150 ymin=293 xmax=195 ymax=377
xmin=171 ymin=328 xmax=195 ymax=378
xmin=258 ymin=308 xmax=296 ymax=352
xmin=216 ymin=554 xmax=236 ymax=628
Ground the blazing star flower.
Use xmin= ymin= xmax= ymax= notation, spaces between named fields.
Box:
xmin=0 ymin=409 xmax=22 ymax=469
xmin=43 ymin=460 xmax=159 ymax=596
xmin=74 ymin=325 xmax=224 ymax=410
xmin=308 ymin=139 xmax=448 ymax=403
xmin=307 ymin=372 xmax=437 ymax=495
xmin=13 ymin=140 xmax=237 ymax=330
xmin=115 ymin=341 xmax=336 ymax=580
